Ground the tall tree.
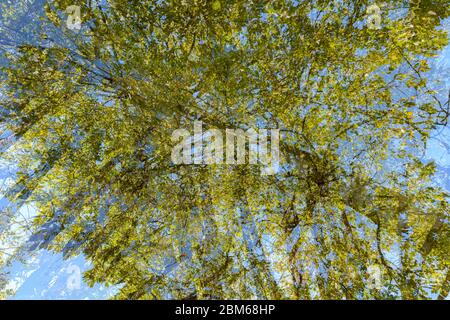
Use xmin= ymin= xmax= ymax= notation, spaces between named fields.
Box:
xmin=1 ymin=0 xmax=449 ymax=299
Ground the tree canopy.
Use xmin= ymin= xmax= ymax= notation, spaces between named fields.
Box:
xmin=1 ymin=0 xmax=449 ymax=299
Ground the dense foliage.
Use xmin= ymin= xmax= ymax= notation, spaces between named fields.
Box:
xmin=1 ymin=0 xmax=449 ymax=299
